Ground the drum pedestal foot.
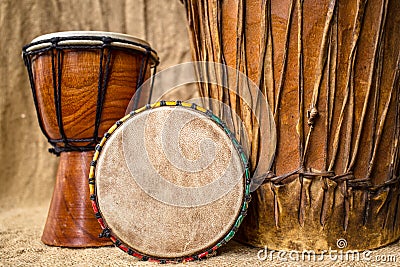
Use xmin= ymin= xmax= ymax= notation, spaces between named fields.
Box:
xmin=41 ymin=151 xmax=112 ymax=247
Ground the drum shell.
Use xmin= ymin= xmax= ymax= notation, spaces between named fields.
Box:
xmin=22 ymin=32 xmax=157 ymax=247
xmin=28 ymin=46 xmax=151 ymax=147
xmin=183 ymin=0 xmax=400 ymax=251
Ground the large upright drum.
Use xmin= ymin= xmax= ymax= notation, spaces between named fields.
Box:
xmin=22 ymin=31 xmax=158 ymax=247
xmin=183 ymin=0 xmax=400 ymax=251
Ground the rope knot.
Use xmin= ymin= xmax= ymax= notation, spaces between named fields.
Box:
xmin=102 ymin=36 xmax=112 ymax=45
xmin=98 ymin=228 xmax=111 ymax=238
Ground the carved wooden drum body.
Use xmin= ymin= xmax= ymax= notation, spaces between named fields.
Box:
xmin=90 ymin=101 xmax=250 ymax=262
xmin=183 ymin=0 xmax=400 ymax=251
xmin=22 ymin=31 xmax=158 ymax=247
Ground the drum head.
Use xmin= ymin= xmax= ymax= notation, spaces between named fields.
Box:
xmin=25 ymin=31 xmax=158 ymax=66
xmin=89 ymin=101 xmax=250 ymax=261
xmin=30 ymin=31 xmax=151 ymax=46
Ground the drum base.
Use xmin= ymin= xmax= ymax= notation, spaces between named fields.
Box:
xmin=236 ymin=176 xmax=400 ymax=252
xmin=41 ymin=151 xmax=112 ymax=247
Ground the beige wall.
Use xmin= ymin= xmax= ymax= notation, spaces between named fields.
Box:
xmin=0 ymin=0 xmax=191 ymax=207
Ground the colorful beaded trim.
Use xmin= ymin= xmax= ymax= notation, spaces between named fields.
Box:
xmin=88 ymin=100 xmax=251 ymax=263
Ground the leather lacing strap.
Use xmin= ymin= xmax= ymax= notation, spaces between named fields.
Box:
xmin=256 ymin=169 xmax=400 ymax=192
xmin=22 ymin=35 xmax=159 ymax=156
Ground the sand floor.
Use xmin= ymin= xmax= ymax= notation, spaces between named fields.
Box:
xmin=1 ymin=205 xmax=399 ymax=266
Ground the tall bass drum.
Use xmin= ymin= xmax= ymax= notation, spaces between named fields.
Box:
xmin=182 ymin=0 xmax=400 ymax=251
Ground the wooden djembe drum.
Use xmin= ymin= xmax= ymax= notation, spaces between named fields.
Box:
xmin=182 ymin=0 xmax=400 ymax=251
xmin=22 ymin=31 xmax=158 ymax=247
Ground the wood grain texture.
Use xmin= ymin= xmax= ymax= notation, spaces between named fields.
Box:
xmin=41 ymin=151 xmax=112 ymax=247
xmin=28 ymin=46 xmax=150 ymax=143
xmin=0 ymin=0 xmax=191 ymax=209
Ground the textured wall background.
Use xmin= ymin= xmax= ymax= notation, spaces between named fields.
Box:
xmin=0 ymin=0 xmax=191 ymax=208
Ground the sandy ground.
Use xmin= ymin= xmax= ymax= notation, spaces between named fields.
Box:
xmin=0 ymin=205 xmax=399 ymax=267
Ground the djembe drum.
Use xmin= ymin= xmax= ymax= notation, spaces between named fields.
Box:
xmin=90 ymin=101 xmax=250 ymax=262
xmin=22 ymin=31 xmax=158 ymax=247
xmin=183 ymin=0 xmax=400 ymax=251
